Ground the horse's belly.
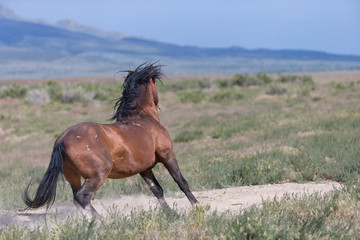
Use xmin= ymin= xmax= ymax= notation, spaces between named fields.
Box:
xmin=108 ymin=153 xmax=156 ymax=179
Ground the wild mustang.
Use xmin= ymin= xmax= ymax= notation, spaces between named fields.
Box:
xmin=24 ymin=63 xmax=198 ymax=216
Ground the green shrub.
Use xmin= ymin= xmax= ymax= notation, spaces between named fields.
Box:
xmin=0 ymin=84 xmax=27 ymax=98
xmin=217 ymin=73 xmax=274 ymax=88
xmin=217 ymin=74 xmax=257 ymax=87
xmin=43 ymin=81 xmax=63 ymax=101
xmin=160 ymin=78 xmax=211 ymax=92
xmin=210 ymin=89 xmax=244 ymax=102
xmin=334 ymin=83 xmax=346 ymax=90
xmin=288 ymin=131 xmax=360 ymax=182
xmin=232 ymin=74 xmax=249 ymax=86
xmin=299 ymin=75 xmax=314 ymax=84
xmin=229 ymin=152 xmax=289 ymax=185
xmin=266 ymin=85 xmax=287 ymax=95
xmin=348 ymin=81 xmax=356 ymax=91
xmin=216 ymin=77 xmax=233 ymax=88
xmin=178 ymin=90 xmax=206 ymax=103
xmin=174 ymin=130 xmax=203 ymax=142
xmin=211 ymin=116 xmax=262 ymax=139
xmin=256 ymin=72 xmax=274 ymax=84
xmin=233 ymin=74 xmax=261 ymax=86
xmin=315 ymin=115 xmax=360 ymax=131
xmin=297 ymin=85 xmax=312 ymax=97
xmin=278 ymin=74 xmax=297 ymax=83
xmin=312 ymin=97 xmax=321 ymax=101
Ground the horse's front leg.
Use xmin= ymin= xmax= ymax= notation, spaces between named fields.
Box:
xmin=162 ymin=153 xmax=198 ymax=206
xmin=140 ymin=169 xmax=169 ymax=208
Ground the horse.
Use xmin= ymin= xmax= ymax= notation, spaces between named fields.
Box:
xmin=23 ymin=63 xmax=198 ymax=216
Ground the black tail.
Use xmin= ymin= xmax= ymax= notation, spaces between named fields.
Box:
xmin=23 ymin=142 xmax=65 ymax=209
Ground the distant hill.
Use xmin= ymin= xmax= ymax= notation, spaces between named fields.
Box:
xmin=1 ymin=5 xmax=360 ymax=79
xmin=55 ymin=19 xmax=127 ymax=40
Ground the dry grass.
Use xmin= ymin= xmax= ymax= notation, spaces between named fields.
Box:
xmin=0 ymin=71 xmax=360 ymax=238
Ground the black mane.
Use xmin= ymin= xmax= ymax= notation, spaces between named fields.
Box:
xmin=111 ymin=63 xmax=163 ymax=121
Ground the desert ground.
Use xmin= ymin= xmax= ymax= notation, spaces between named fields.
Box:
xmin=2 ymin=181 xmax=340 ymax=229
xmin=0 ymin=71 xmax=359 ymax=238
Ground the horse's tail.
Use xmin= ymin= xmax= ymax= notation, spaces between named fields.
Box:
xmin=23 ymin=142 xmax=65 ymax=209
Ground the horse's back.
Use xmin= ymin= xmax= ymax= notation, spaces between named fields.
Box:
xmin=57 ymin=121 xmax=158 ymax=179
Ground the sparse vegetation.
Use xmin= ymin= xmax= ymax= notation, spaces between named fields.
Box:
xmin=0 ymin=185 xmax=359 ymax=239
xmin=266 ymin=84 xmax=288 ymax=95
xmin=1 ymin=71 xmax=360 ymax=238
xmin=210 ymin=89 xmax=244 ymax=102
xmin=159 ymin=78 xmax=212 ymax=92
xmin=0 ymin=84 xmax=27 ymax=98
xmin=217 ymin=73 xmax=266 ymax=87
xmin=174 ymin=130 xmax=204 ymax=143
xmin=279 ymin=74 xmax=297 ymax=83
xmin=177 ymin=90 xmax=206 ymax=103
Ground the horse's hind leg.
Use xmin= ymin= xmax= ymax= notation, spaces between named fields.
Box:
xmin=74 ymin=177 xmax=107 ymax=217
xmin=140 ymin=169 xmax=169 ymax=208
xmin=162 ymin=155 xmax=198 ymax=206
xmin=63 ymin=161 xmax=82 ymax=208
xmin=66 ymin=162 xmax=109 ymax=217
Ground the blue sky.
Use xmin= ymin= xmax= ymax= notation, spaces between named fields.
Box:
xmin=1 ymin=0 xmax=359 ymax=55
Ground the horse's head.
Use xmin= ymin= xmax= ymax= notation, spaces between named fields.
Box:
xmin=148 ymin=65 xmax=160 ymax=107
xmin=112 ymin=63 xmax=163 ymax=121
xmin=139 ymin=64 xmax=162 ymax=120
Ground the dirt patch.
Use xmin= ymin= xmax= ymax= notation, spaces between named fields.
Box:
xmin=0 ymin=181 xmax=341 ymax=228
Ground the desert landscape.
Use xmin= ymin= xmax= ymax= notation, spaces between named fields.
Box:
xmin=0 ymin=71 xmax=359 ymax=238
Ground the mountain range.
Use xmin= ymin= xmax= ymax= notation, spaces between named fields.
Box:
xmin=1 ymin=5 xmax=360 ymax=80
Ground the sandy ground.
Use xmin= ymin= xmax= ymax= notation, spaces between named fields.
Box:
xmin=0 ymin=180 xmax=341 ymax=228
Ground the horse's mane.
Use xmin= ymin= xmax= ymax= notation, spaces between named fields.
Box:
xmin=111 ymin=62 xmax=163 ymax=121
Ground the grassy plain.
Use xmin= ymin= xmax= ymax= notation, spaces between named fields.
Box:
xmin=0 ymin=71 xmax=360 ymax=239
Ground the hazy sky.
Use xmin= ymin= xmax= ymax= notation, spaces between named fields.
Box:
xmin=1 ymin=0 xmax=359 ymax=55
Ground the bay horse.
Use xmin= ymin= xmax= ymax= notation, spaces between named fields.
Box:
xmin=23 ymin=63 xmax=198 ymax=216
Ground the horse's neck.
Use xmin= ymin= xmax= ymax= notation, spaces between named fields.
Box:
xmin=138 ymin=107 xmax=160 ymax=122
xmin=136 ymin=87 xmax=160 ymax=121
